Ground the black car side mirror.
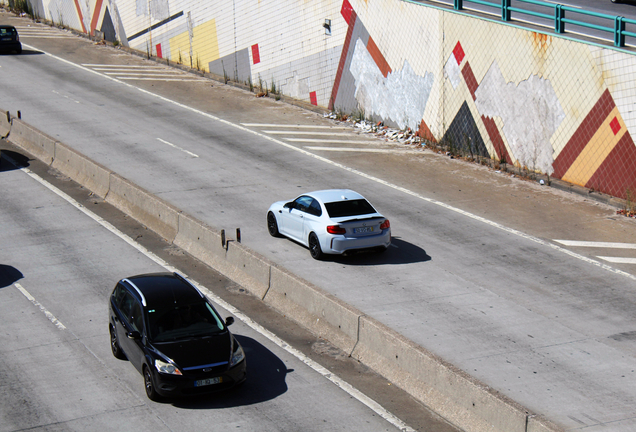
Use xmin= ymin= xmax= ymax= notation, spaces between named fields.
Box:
xmin=284 ymin=202 xmax=294 ymax=209
xmin=127 ymin=331 xmax=141 ymax=340
xmin=225 ymin=316 xmax=235 ymax=326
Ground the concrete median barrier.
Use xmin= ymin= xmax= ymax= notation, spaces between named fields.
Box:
xmin=0 ymin=110 xmax=10 ymax=138
xmin=8 ymin=118 xmax=56 ymax=165
xmin=51 ymin=143 xmax=112 ymax=199
xmin=105 ymin=174 xmax=180 ymax=242
xmin=174 ymin=214 xmax=271 ymax=298
xmin=265 ymin=265 xmax=361 ymax=354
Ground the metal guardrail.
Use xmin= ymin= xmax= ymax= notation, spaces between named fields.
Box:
xmin=452 ymin=0 xmax=636 ymax=47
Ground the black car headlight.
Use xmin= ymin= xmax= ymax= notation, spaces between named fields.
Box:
xmin=230 ymin=344 xmax=245 ymax=367
xmin=154 ymin=359 xmax=182 ymax=375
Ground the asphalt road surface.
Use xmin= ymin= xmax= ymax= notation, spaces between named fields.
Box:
xmin=2 ymin=9 xmax=636 ymax=431
xmin=0 ymin=143 xmax=457 ymax=431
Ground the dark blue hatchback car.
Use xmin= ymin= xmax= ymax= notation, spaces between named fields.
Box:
xmin=109 ymin=272 xmax=246 ymax=400
xmin=0 ymin=25 xmax=22 ymax=54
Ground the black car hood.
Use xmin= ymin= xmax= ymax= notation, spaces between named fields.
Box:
xmin=154 ymin=332 xmax=232 ymax=369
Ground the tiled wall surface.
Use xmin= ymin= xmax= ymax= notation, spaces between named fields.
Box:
xmin=19 ymin=0 xmax=636 ymax=200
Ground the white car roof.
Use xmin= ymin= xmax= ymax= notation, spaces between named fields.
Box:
xmin=305 ymin=189 xmax=365 ymax=203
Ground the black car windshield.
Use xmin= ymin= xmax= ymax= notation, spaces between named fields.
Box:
xmin=324 ymin=199 xmax=377 ymax=218
xmin=148 ymin=301 xmax=225 ymax=342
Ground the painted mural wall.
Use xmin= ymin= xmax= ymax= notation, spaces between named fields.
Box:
xmin=14 ymin=0 xmax=636 ymax=201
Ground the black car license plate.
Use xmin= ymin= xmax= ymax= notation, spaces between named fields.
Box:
xmin=194 ymin=377 xmax=222 ymax=387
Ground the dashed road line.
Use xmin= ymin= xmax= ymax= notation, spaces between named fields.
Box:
xmin=263 ymin=130 xmax=354 ymax=136
xmin=157 ymin=138 xmax=199 ymax=158
xmin=286 ymin=138 xmax=382 ymax=144
xmin=598 ymin=257 xmax=636 ymax=264
xmin=15 ymin=283 xmax=67 ymax=330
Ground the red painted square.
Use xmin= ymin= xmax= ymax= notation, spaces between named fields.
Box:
xmin=610 ymin=116 xmax=621 ymax=135
xmin=156 ymin=43 xmax=162 ymax=59
xmin=310 ymin=91 xmax=318 ymax=106
xmin=341 ymin=0 xmax=354 ymax=26
xmin=251 ymin=44 xmax=260 ymax=65
xmin=453 ymin=42 xmax=465 ymax=65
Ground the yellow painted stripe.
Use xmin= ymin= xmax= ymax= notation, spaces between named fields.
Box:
xmin=562 ymin=106 xmax=626 ymax=186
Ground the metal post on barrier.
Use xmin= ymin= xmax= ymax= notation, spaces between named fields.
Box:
xmin=221 ymin=229 xmax=226 ymax=247
xmin=615 ymin=16 xmax=625 ymax=47
xmin=555 ymin=5 xmax=564 ymax=34
xmin=17 ymin=110 xmax=21 ymax=119
xmin=502 ymin=0 xmax=510 ymax=21
xmin=454 ymin=0 xmax=462 ymax=11
xmin=236 ymin=228 xmax=241 ymax=243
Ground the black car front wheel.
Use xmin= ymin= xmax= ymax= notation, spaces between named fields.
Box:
xmin=144 ymin=366 xmax=160 ymax=401
xmin=110 ymin=326 xmax=126 ymax=360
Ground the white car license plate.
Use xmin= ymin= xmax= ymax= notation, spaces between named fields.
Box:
xmin=194 ymin=377 xmax=221 ymax=387
xmin=354 ymin=226 xmax=374 ymax=233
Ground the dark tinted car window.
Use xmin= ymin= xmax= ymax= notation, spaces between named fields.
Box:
xmin=293 ymin=196 xmax=313 ymax=212
xmin=130 ymin=302 xmax=144 ymax=332
xmin=149 ymin=301 xmax=225 ymax=342
xmin=119 ymin=291 xmax=135 ymax=319
xmin=308 ymin=199 xmax=322 ymax=216
xmin=0 ymin=27 xmax=17 ymax=37
xmin=325 ymin=199 xmax=377 ymax=218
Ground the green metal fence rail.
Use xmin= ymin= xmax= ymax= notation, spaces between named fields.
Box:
xmin=450 ymin=0 xmax=636 ymax=47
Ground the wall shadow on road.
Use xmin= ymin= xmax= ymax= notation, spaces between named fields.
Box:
xmin=170 ymin=334 xmax=290 ymax=409
xmin=0 ymin=149 xmax=30 ymax=172
xmin=331 ymin=236 xmax=431 ymax=266
xmin=0 ymin=49 xmax=43 ymax=56
xmin=0 ymin=265 xmax=23 ymax=288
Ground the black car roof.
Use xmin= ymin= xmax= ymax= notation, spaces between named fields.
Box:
xmin=0 ymin=25 xmax=16 ymax=30
xmin=121 ymin=273 xmax=204 ymax=308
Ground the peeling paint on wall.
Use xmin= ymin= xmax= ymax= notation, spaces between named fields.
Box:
xmin=350 ymin=38 xmax=433 ymax=130
xmin=475 ymin=62 xmax=564 ymax=174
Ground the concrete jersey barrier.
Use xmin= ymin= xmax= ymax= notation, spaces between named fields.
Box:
xmin=3 ymin=112 xmax=563 ymax=432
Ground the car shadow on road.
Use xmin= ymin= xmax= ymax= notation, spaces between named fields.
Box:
xmin=331 ymin=237 xmax=431 ymax=265
xmin=0 ymin=265 xmax=24 ymax=288
xmin=170 ymin=334 xmax=290 ymax=409
xmin=0 ymin=49 xmax=43 ymax=56
xmin=0 ymin=149 xmax=30 ymax=171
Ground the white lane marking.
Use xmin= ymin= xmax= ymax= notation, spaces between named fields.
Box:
xmin=83 ymin=64 xmax=169 ymax=69
xmin=264 ymin=130 xmax=354 ymax=136
xmin=117 ymin=77 xmax=208 ymax=82
xmin=287 ymin=138 xmax=383 ymax=144
xmin=554 ymin=240 xmax=636 ymax=249
xmin=29 ymin=44 xmax=636 ymax=285
xmin=52 ymin=90 xmax=81 ymax=104
xmin=156 ymin=138 xmax=199 ymax=158
xmin=598 ymin=257 xmax=636 ymax=264
xmin=241 ymin=123 xmax=350 ymax=129
xmin=305 ymin=146 xmax=420 ymax=154
xmin=8 ymin=157 xmax=413 ymax=432
xmin=15 ymin=283 xmax=67 ymax=330
xmin=106 ymin=73 xmax=189 ymax=77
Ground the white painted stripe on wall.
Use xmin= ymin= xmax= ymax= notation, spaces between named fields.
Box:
xmin=554 ymin=240 xmax=636 ymax=249
xmin=15 ymin=283 xmax=67 ymax=330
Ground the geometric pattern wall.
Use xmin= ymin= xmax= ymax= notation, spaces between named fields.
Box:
xmin=27 ymin=0 xmax=636 ymax=201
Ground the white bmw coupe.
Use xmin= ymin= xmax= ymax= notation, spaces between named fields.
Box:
xmin=267 ymin=189 xmax=391 ymax=259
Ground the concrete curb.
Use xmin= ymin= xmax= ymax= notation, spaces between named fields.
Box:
xmin=4 ymin=113 xmax=563 ymax=432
